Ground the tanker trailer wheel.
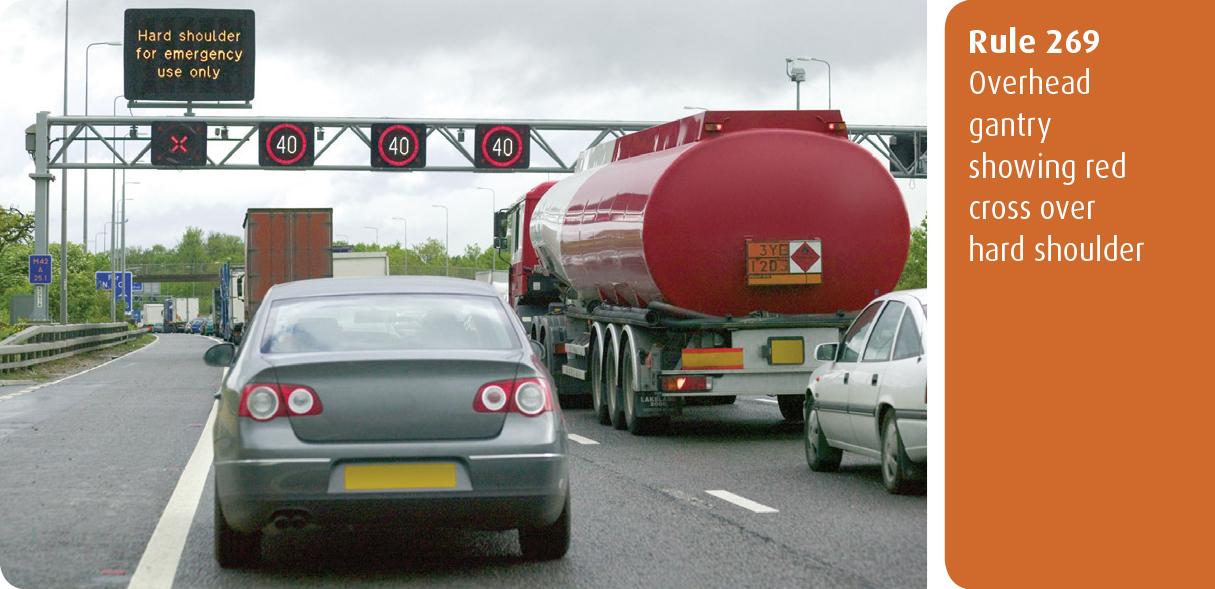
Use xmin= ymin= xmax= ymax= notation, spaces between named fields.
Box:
xmin=590 ymin=345 xmax=611 ymax=425
xmin=778 ymin=395 xmax=805 ymax=422
xmin=606 ymin=343 xmax=627 ymax=430
xmin=623 ymin=353 xmax=669 ymax=436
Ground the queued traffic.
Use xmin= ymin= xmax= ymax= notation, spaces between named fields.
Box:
xmin=198 ymin=109 xmax=927 ymax=568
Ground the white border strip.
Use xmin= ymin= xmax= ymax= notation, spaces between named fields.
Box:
xmin=0 ymin=335 xmax=159 ymax=402
xmin=705 ymin=490 xmax=779 ymax=514
xmin=127 ymin=401 xmax=217 ymax=589
xmin=567 ymin=433 xmax=600 ymax=445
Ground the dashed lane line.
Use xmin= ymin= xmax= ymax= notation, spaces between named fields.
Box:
xmin=567 ymin=433 xmax=600 ymax=445
xmin=705 ymin=490 xmax=779 ymax=514
xmin=745 ymin=397 xmax=778 ymax=405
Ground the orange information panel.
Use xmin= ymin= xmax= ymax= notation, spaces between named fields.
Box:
xmin=946 ymin=1 xmax=1215 ymax=586
xmin=745 ymin=239 xmax=822 ymax=286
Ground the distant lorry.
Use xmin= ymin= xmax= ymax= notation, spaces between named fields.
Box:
xmin=218 ymin=263 xmax=246 ymax=343
xmin=497 ymin=110 xmax=910 ymax=434
xmin=143 ymin=303 xmax=164 ymax=331
xmin=163 ymin=297 xmax=200 ymax=332
xmin=333 ymin=251 xmax=389 ymax=277
xmin=244 ymin=208 xmax=333 ymax=321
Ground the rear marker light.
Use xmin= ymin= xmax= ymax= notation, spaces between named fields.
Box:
xmin=704 ymin=122 xmax=724 ymax=132
xmin=287 ymin=388 xmax=315 ymax=415
xmin=239 ymin=383 xmax=322 ymax=421
xmin=515 ymin=383 xmax=546 ymax=416
xmin=481 ymin=385 xmax=508 ymax=412
xmin=243 ymin=386 xmax=280 ymax=421
xmin=474 ymin=378 xmax=554 ymax=416
xmin=827 ymin=122 xmax=848 ymax=137
xmin=661 ymin=375 xmax=712 ymax=392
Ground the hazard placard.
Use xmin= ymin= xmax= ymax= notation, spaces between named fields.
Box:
xmin=745 ymin=239 xmax=822 ymax=286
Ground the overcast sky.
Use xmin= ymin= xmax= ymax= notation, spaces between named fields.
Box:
xmin=0 ymin=0 xmax=926 ymax=256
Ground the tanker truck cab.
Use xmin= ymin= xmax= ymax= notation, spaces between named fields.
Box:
xmin=506 ymin=110 xmax=909 ymax=433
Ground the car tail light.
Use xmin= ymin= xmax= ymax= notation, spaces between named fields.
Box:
xmin=473 ymin=378 xmax=553 ymax=416
xmin=239 ymin=383 xmax=322 ymax=421
xmin=661 ymin=375 xmax=712 ymax=392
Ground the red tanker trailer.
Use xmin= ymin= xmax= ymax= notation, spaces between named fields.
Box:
xmin=496 ymin=110 xmax=910 ymax=434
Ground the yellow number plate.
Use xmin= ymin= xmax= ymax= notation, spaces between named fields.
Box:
xmin=343 ymin=463 xmax=457 ymax=491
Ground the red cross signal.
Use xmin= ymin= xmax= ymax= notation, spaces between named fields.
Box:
xmin=151 ymin=121 xmax=207 ymax=167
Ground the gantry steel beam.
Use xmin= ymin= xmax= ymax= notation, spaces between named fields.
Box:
xmin=34 ymin=115 xmax=927 ymax=178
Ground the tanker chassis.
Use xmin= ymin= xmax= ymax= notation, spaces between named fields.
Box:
xmin=499 ymin=111 xmax=910 ymax=435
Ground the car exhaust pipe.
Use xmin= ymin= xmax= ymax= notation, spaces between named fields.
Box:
xmin=290 ymin=515 xmax=308 ymax=529
xmin=272 ymin=515 xmax=291 ymax=530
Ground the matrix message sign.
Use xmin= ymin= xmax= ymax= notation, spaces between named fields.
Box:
xmin=259 ymin=122 xmax=315 ymax=167
xmin=371 ymin=123 xmax=427 ymax=168
xmin=124 ymin=9 xmax=255 ymax=102
xmin=151 ymin=121 xmax=207 ymax=167
xmin=474 ymin=124 xmax=530 ymax=169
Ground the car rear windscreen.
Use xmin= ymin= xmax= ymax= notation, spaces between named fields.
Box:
xmin=260 ymin=294 xmax=518 ymax=354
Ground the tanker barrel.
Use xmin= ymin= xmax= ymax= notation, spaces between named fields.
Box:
xmin=647 ymin=301 xmax=722 ymax=321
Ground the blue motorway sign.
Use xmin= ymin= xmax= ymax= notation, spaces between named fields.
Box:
xmin=28 ymin=255 xmax=52 ymax=285
xmin=132 ymin=282 xmax=144 ymax=293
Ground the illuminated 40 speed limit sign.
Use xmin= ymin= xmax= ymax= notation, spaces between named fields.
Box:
xmin=474 ymin=124 xmax=529 ymax=169
xmin=259 ymin=122 xmax=315 ymax=167
xmin=371 ymin=123 xmax=427 ymax=168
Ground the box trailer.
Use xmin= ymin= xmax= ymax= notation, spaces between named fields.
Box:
xmin=333 ymin=251 xmax=389 ymax=277
xmin=243 ymin=208 xmax=333 ymax=321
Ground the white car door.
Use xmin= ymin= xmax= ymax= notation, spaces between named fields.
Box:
xmin=882 ymin=304 xmax=927 ymax=461
xmin=813 ymin=301 xmax=884 ymax=447
xmin=848 ymin=300 xmax=906 ymax=451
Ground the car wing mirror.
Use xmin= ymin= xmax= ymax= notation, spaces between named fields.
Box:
xmin=204 ymin=342 xmax=237 ymax=367
xmin=814 ymin=342 xmax=838 ymax=362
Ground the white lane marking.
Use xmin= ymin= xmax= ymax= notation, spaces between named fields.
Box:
xmin=705 ymin=490 xmax=779 ymax=514
xmin=567 ymin=433 xmax=600 ymax=445
xmin=128 ymin=400 xmax=217 ymax=589
xmin=745 ymin=397 xmax=778 ymax=405
xmin=0 ymin=335 xmax=159 ymax=403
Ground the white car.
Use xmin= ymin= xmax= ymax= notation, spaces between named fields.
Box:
xmin=805 ymin=289 xmax=927 ymax=494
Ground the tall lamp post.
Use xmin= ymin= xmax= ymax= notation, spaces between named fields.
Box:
xmin=391 ymin=217 xmax=408 ymax=274
xmin=364 ymin=225 xmax=379 ymax=245
xmin=785 ymin=56 xmax=831 ymax=110
xmin=475 ymin=187 xmax=496 ymax=279
xmin=59 ymin=0 xmax=70 ymax=322
xmin=110 ymin=95 xmax=125 ymax=320
xmin=432 ymin=204 xmax=449 ymax=277
xmin=83 ymin=40 xmax=120 ymax=252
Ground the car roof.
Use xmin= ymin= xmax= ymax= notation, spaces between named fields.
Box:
xmin=265 ymin=276 xmax=499 ymax=300
xmin=884 ymin=288 xmax=927 ymax=305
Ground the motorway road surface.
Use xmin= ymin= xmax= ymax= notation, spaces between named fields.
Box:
xmin=0 ymin=334 xmax=925 ymax=588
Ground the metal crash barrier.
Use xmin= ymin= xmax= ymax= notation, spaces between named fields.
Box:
xmin=0 ymin=323 xmax=144 ymax=373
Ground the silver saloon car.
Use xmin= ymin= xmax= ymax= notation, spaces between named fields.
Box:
xmin=203 ymin=277 xmax=570 ymax=567
xmin=805 ymin=289 xmax=927 ymax=494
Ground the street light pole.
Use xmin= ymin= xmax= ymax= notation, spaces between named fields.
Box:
xmin=83 ymin=41 xmax=121 ymax=252
xmin=364 ymin=225 xmax=379 ymax=245
xmin=391 ymin=217 xmax=407 ymax=274
xmin=110 ymin=94 xmax=123 ymax=321
xmin=475 ymin=187 xmax=496 ymax=279
xmin=432 ymin=204 xmax=449 ymax=276
xmin=808 ymin=57 xmax=832 ymax=109
xmin=60 ymin=0 xmax=69 ymax=323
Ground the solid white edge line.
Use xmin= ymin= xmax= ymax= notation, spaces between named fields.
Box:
xmin=567 ymin=433 xmax=600 ymax=445
xmin=127 ymin=400 xmax=217 ymax=589
xmin=705 ymin=490 xmax=779 ymax=514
